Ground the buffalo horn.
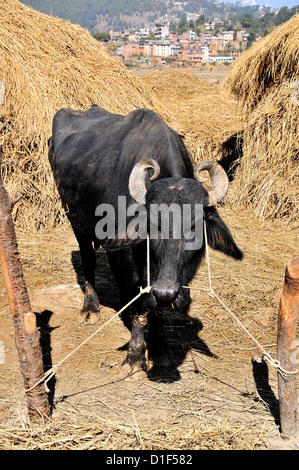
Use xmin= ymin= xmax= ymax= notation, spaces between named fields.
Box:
xmin=194 ymin=161 xmax=229 ymax=206
xmin=129 ymin=158 xmax=160 ymax=205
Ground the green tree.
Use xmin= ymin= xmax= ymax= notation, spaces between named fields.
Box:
xmin=178 ymin=17 xmax=188 ymax=34
xmin=196 ymin=15 xmax=205 ymax=25
xmin=239 ymin=14 xmax=253 ymax=29
xmin=92 ymin=32 xmax=111 ymax=42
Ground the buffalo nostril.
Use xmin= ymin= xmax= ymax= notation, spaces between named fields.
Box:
xmin=152 ymin=287 xmax=179 ymax=305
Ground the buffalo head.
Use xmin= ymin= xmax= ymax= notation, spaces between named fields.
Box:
xmin=128 ymin=158 xmax=242 ymax=308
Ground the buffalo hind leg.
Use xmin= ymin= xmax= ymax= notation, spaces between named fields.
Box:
xmin=74 ymin=229 xmax=101 ymax=324
xmin=81 ymin=279 xmax=100 ymax=324
xmin=121 ymin=312 xmax=148 ymax=381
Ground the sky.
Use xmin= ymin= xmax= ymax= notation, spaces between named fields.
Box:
xmin=251 ymin=0 xmax=299 ymax=7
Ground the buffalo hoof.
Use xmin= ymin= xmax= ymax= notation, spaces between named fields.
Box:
xmin=79 ymin=281 xmax=100 ymax=323
xmin=78 ymin=307 xmax=101 ymax=325
xmin=119 ymin=361 xmax=147 ymax=381
xmin=88 ymin=309 xmax=101 ymax=324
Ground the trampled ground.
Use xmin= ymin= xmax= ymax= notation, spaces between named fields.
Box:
xmin=0 ymin=207 xmax=298 ymax=450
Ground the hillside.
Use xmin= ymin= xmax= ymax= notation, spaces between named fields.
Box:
xmin=20 ymin=0 xmax=261 ymax=31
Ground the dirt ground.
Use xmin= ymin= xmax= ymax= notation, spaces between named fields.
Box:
xmin=0 ymin=66 xmax=298 ymax=451
xmin=0 ymin=204 xmax=298 ymax=450
xmin=131 ymin=64 xmax=231 ymax=84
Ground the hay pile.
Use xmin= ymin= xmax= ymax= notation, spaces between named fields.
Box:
xmin=1 ymin=0 xmax=297 ymax=227
xmin=224 ymin=15 xmax=299 ymax=111
xmin=142 ymin=69 xmax=241 ymax=160
xmin=223 ymin=14 xmax=299 ymax=223
xmin=0 ymin=0 xmax=168 ymax=229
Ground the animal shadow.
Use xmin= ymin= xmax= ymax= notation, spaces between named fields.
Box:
xmin=35 ymin=309 xmax=57 ymax=411
xmin=219 ymin=133 xmax=243 ymax=181
xmin=251 ymin=357 xmax=280 ymax=428
xmin=71 ymin=249 xmax=216 ymax=383
xmin=146 ymin=306 xmax=217 ymax=383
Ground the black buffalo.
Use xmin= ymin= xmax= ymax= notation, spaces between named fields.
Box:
xmin=49 ymin=105 xmax=243 ymax=378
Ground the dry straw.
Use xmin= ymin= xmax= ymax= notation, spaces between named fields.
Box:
xmin=143 ymin=15 xmax=299 ymax=225
xmin=142 ymin=69 xmax=242 ymax=161
xmin=0 ymin=0 xmax=298 ymax=228
xmin=223 ymin=14 xmax=299 ymax=111
xmin=222 ymin=14 xmax=299 ymax=224
xmin=0 ymin=0 xmax=168 ymax=229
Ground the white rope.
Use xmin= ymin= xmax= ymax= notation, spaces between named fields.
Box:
xmin=27 ymin=219 xmax=295 ymax=394
xmin=147 ymin=233 xmax=150 ymax=289
xmin=202 ymin=219 xmax=297 ymax=378
xmin=25 ymin=236 xmax=152 ymax=394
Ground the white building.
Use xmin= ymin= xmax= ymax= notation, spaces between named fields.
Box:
xmin=204 ymin=22 xmax=215 ymax=30
xmin=201 ymin=46 xmax=209 ymax=62
xmin=189 ymin=30 xmax=196 ymax=40
xmin=139 ymin=28 xmax=149 ymax=37
xmin=211 ymin=56 xmax=234 ymax=63
xmin=222 ymin=31 xmax=234 ymax=43
xmin=153 ymin=41 xmax=172 ymax=57
xmin=159 ymin=21 xmax=170 ymax=39
xmin=171 ymin=43 xmax=180 ymax=56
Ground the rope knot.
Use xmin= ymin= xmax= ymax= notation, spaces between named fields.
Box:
xmin=140 ymin=285 xmax=152 ymax=295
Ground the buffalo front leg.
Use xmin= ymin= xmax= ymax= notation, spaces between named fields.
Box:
xmin=121 ymin=312 xmax=148 ymax=380
xmin=74 ymin=229 xmax=100 ymax=324
xmin=107 ymin=247 xmax=147 ymax=379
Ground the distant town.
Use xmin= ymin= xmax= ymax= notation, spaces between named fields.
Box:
xmin=99 ymin=19 xmax=252 ymax=67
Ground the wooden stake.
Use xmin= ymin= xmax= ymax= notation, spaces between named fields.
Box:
xmin=277 ymin=258 xmax=299 ymax=439
xmin=0 ymin=146 xmax=51 ymax=423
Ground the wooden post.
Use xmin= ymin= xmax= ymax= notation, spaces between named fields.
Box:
xmin=0 ymin=146 xmax=51 ymax=423
xmin=277 ymin=258 xmax=299 ymax=439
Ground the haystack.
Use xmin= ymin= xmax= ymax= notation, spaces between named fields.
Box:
xmin=222 ymin=14 xmax=299 ymax=223
xmin=142 ymin=69 xmax=241 ymax=161
xmin=0 ymin=0 xmax=168 ymax=229
xmin=224 ymin=14 xmax=299 ymax=111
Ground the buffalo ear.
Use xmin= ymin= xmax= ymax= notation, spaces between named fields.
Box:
xmin=205 ymin=208 xmax=243 ymax=260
